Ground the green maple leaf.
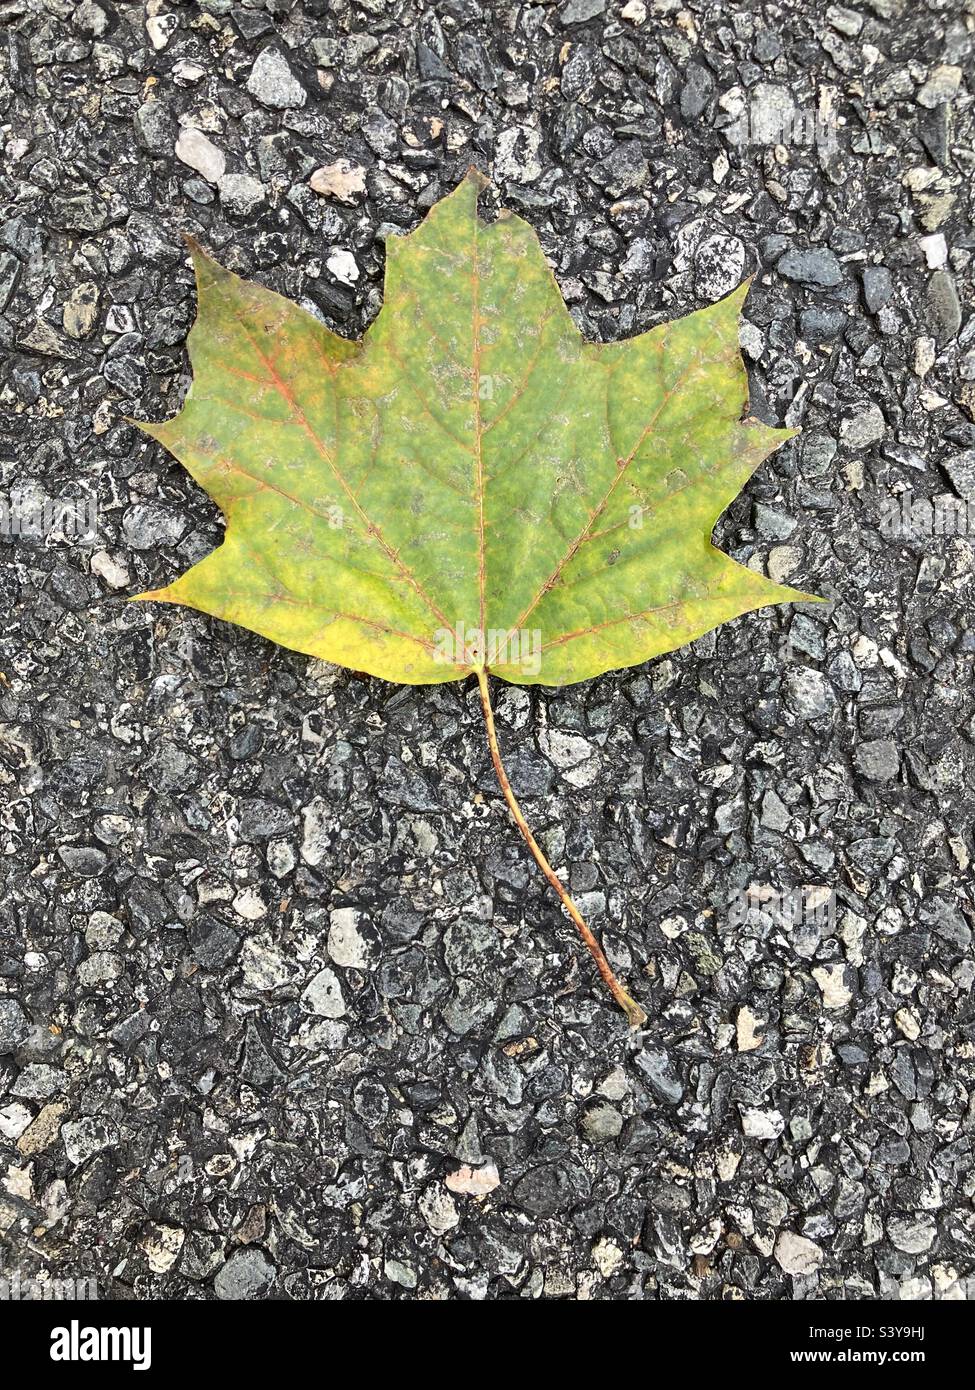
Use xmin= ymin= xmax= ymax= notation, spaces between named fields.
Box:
xmin=133 ymin=170 xmax=817 ymax=1027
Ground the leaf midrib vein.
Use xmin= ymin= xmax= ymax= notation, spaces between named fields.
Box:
xmin=472 ymin=204 xmax=486 ymax=643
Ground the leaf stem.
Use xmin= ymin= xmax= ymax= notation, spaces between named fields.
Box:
xmin=476 ymin=668 xmax=648 ymax=1029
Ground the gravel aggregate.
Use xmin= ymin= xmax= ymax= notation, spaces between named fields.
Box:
xmin=1 ymin=0 xmax=974 ymax=1302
